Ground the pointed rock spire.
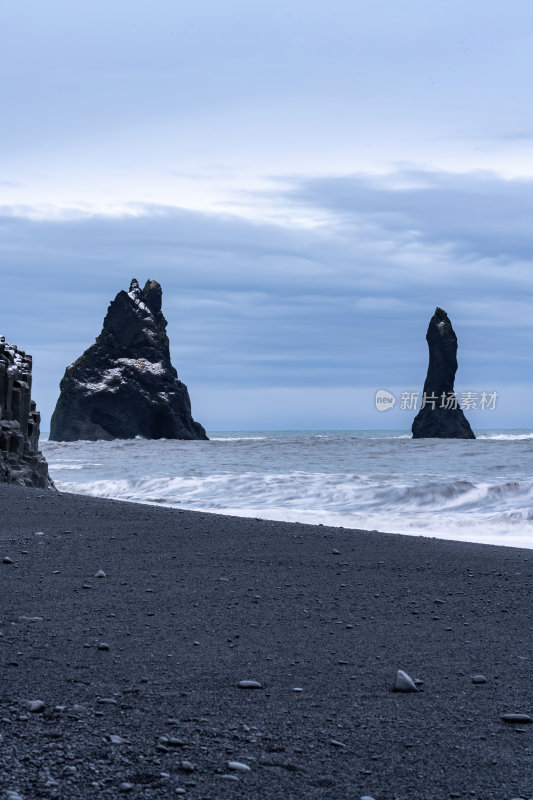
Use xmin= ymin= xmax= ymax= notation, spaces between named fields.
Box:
xmin=412 ymin=307 xmax=475 ymax=439
xmin=49 ymin=279 xmax=207 ymax=442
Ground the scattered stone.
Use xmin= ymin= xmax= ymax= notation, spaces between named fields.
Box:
xmin=392 ymin=670 xmax=418 ymax=692
xmin=227 ymin=761 xmax=251 ymax=771
xmin=94 ymin=570 xmax=107 ymax=578
xmin=332 ymin=549 xmax=341 ymax=554
xmin=108 ymin=734 xmax=128 ymax=744
xmin=219 ymin=774 xmax=240 ymax=781
xmin=238 ymin=680 xmax=263 ymax=689
xmin=500 ymin=713 xmax=532 ymax=724
xmin=179 ymin=761 xmax=195 ymax=772
xmin=27 ymin=700 xmax=45 ymax=713
xmin=329 ymin=739 xmax=346 ymax=748
xmin=3 ymin=556 xmax=13 ymax=564
xmin=18 ymin=616 xmax=43 ymax=622
xmin=292 ymin=687 xmax=304 ymax=692
xmin=97 ymin=697 xmax=118 ymax=704
xmin=471 ymin=674 xmax=487 ymax=684
xmin=119 ymin=783 xmax=134 ymax=792
xmin=97 ymin=642 xmax=110 ymax=650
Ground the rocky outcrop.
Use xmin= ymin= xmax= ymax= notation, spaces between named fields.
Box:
xmin=0 ymin=338 xmax=54 ymax=488
xmin=49 ymin=279 xmax=208 ymax=442
xmin=412 ymin=307 xmax=475 ymax=439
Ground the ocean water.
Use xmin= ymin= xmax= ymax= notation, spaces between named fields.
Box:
xmin=41 ymin=430 xmax=533 ymax=549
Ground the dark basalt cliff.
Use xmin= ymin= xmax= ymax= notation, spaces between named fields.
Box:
xmin=412 ymin=307 xmax=475 ymax=439
xmin=49 ymin=279 xmax=208 ymax=442
xmin=0 ymin=338 xmax=54 ymax=488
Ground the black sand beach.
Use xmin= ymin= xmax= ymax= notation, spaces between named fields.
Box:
xmin=0 ymin=483 xmax=531 ymax=800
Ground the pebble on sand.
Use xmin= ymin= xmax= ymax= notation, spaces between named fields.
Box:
xmin=3 ymin=556 xmax=14 ymax=564
xmin=227 ymin=761 xmax=251 ymax=771
xmin=94 ymin=570 xmax=107 ymax=578
xmin=471 ymin=674 xmax=487 ymax=684
xmin=27 ymin=700 xmax=45 ymax=713
xmin=238 ymin=680 xmax=263 ymax=689
xmin=26 ymin=700 xmax=45 ymax=714
xmin=119 ymin=782 xmax=134 ymax=792
xmin=500 ymin=713 xmax=532 ymax=724
xmin=97 ymin=642 xmax=110 ymax=650
xmin=392 ymin=670 xmax=419 ymax=692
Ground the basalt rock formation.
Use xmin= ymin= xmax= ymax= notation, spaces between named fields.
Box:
xmin=0 ymin=338 xmax=54 ymax=488
xmin=49 ymin=279 xmax=208 ymax=442
xmin=412 ymin=307 xmax=475 ymax=439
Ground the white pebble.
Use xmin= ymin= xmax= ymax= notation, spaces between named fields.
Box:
xmin=227 ymin=761 xmax=251 ymax=771
xmin=238 ymin=680 xmax=263 ymax=689
xmin=27 ymin=700 xmax=45 ymax=713
xmin=392 ymin=669 xmax=418 ymax=692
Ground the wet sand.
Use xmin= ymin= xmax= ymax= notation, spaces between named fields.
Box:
xmin=0 ymin=482 xmax=531 ymax=800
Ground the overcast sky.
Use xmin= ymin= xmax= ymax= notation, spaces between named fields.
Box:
xmin=2 ymin=0 xmax=533 ymax=430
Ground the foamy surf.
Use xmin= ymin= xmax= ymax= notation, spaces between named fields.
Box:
xmin=43 ymin=430 xmax=533 ymax=549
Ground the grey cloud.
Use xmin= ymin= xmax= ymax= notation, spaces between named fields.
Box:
xmin=286 ymin=169 xmax=533 ymax=263
xmin=0 ymin=176 xmax=531 ymax=428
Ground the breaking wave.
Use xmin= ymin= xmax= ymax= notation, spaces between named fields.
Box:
xmin=43 ymin=430 xmax=533 ymax=549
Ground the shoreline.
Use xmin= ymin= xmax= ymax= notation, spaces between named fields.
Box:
xmin=47 ymin=483 xmax=533 ymax=552
xmin=1 ymin=483 xmax=531 ymax=799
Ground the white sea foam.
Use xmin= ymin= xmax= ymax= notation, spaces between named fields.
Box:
xmin=43 ymin=430 xmax=533 ymax=550
xmin=48 ymin=463 xmax=84 ymax=470
xmin=209 ymin=436 xmax=267 ymax=441
xmin=477 ymin=433 xmax=533 ymax=440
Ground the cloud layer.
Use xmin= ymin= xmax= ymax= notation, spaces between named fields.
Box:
xmin=1 ymin=167 xmax=532 ymax=429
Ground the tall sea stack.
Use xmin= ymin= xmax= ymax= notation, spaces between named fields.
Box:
xmin=412 ymin=307 xmax=475 ymax=439
xmin=50 ymin=279 xmax=208 ymax=442
xmin=0 ymin=337 xmax=53 ymax=488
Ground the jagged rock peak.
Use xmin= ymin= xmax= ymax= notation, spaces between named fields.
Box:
xmin=412 ymin=307 xmax=475 ymax=439
xmin=49 ymin=279 xmax=208 ymax=442
xmin=0 ymin=337 xmax=54 ymax=488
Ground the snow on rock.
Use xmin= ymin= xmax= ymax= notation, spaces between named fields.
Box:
xmin=49 ymin=279 xmax=208 ymax=442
